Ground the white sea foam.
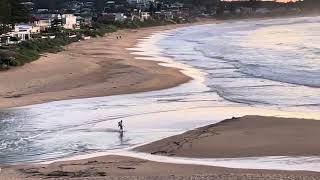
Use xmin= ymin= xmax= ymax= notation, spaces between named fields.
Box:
xmin=158 ymin=16 xmax=320 ymax=110
xmin=0 ymin=17 xmax=319 ymax=170
xmin=43 ymin=150 xmax=320 ymax=172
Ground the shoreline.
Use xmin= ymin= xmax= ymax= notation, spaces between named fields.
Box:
xmin=0 ymin=20 xmax=216 ymax=110
xmin=1 ymin=17 xmax=320 ymax=179
xmin=136 ymin=115 xmax=320 ymax=158
xmin=2 ymin=156 xmax=320 ymax=180
xmin=0 ymin=16 xmax=313 ymax=110
xmin=2 ymin=116 xmax=320 ymax=179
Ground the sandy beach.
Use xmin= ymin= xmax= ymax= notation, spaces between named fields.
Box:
xmin=0 ymin=18 xmax=283 ymax=110
xmin=136 ymin=115 xmax=320 ymax=158
xmin=2 ymin=116 xmax=320 ymax=179
xmin=0 ymin=22 xmax=220 ymax=109
xmin=1 ymin=156 xmax=320 ymax=180
xmin=1 ymin=19 xmax=320 ymax=180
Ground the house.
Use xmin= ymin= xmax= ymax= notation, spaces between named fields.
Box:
xmin=33 ymin=14 xmax=63 ymax=31
xmin=130 ymin=10 xmax=151 ymax=21
xmin=37 ymin=9 xmax=49 ymax=13
xmin=154 ymin=11 xmax=174 ymax=20
xmin=127 ymin=0 xmax=154 ymax=4
xmin=98 ymin=13 xmax=116 ymax=22
xmin=98 ymin=13 xmax=127 ymax=22
xmin=12 ymin=24 xmax=33 ymax=41
xmin=239 ymin=7 xmax=254 ymax=15
xmin=4 ymin=24 xmax=40 ymax=44
xmin=30 ymin=26 xmax=41 ymax=34
xmin=34 ymin=19 xmax=52 ymax=31
xmin=140 ymin=12 xmax=151 ymax=21
xmin=78 ymin=16 xmax=93 ymax=26
xmin=62 ymin=14 xmax=79 ymax=30
xmin=255 ymin=8 xmax=271 ymax=14
xmin=127 ymin=0 xmax=155 ymax=9
xmin=170 ymin=2 xmax=184 ymax=8
xmin=17 ymin=14 xmax=79 ymax=36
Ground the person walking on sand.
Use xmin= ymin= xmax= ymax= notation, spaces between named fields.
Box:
xmin=118 ymin=120 xmax=124 ymax=131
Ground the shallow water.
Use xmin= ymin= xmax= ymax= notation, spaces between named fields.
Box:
xmin=0 ymin=17 xmax=319 ymax=171
xmin=45 ymin=150 xmax=320 ymax=172
xmin=158 ymin=16 xmax=320 ymax=112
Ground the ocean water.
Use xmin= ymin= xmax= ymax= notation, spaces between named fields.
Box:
xmin=0 ymin=16 xmax=319 ymax=171
xmin=157 ymin=16 xmax=320 ymax=111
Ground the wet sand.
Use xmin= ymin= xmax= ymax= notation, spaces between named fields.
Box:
xmin=136 ymin=115 xmax=320 ymax=158
xmin=1 ymin=20 xmax=320 ymax=179
xmin=2 ymin=116 xmax=320 ymax=179
xmin=0 ymin=22 xmax=216 ymax=109
xmin=1 ymin=155 xmax=320 ymax=180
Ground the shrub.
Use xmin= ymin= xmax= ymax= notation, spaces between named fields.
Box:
xmin=0 ymin=18 xmax=193 ymax=69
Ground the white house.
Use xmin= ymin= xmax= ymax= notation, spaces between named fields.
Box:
xmin=130 ymin=10 xmax=151 ymax=21
xmin=11 ymin=24 xmax=33 ymax=41
xmin=127 ymin=0 xmax=154 ymax=9
xmin=33 ymin=14 xmax=63 ymax=31
xmin=2 ymin=24 xmax=35 ymax=44
xmin=34 ymin=19 xmax=52 ymax=31
xmin=62 ymin=14 xmax=78 ymax=30
xmin=140 ymin=12 xmax=151 ymax=21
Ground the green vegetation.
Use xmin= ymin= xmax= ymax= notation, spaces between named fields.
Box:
xmin=0 ymin=25 xmax=12 ymax=35
xmin=0 ymin=0 xmax=29 ymax=24
xmin=0 ymin=35 xmax=79 ymax=68
xmin=0 ymin=18 xmax=194 ymax=70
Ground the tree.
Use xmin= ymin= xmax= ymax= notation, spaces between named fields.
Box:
xmin=148 ymin=2 xmax=156 ymax=15
xmin=10 ymin=0 xmax=29 ymax=23
xmin=35 ymin=0 xmax=65 ymax=10
xmin=0 ymin=0 xmax=10 ymax=23
xmin=0 ymin=0 xmax=29 ymax=24
xmin=302 ymin=0 xmax=320 ymax=11
xmin=0 ymin=24 xmax=11 ymax=34
xmin=216 ymin=2 xmax=225 ymax=16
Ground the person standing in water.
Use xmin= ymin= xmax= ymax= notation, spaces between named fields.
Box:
xmin=118 ymin=120 xmax=123 ymax=131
